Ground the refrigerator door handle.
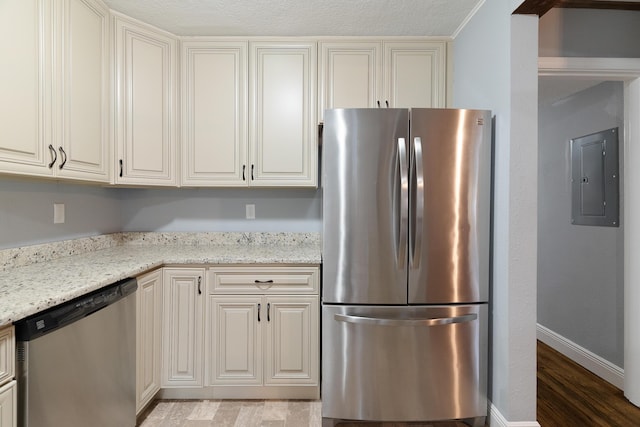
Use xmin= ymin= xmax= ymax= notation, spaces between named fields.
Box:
xmin=334 ymin=313 xmax=477 ymax=327
xmin=397 ymin=138 xmax=409 ymax=267
xmin=410 ymin=136 xmax=424 ymax=269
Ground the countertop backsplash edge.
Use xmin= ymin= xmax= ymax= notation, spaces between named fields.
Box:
xmin=0 ymin=231 xmax=321 ymax=271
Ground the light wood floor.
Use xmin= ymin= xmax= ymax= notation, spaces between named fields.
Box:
xmin=537 ymin=340 xmax=640 ymax=426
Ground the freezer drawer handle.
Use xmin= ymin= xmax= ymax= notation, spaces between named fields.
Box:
xmin=334 ymin=313 xmax=477 ymax=327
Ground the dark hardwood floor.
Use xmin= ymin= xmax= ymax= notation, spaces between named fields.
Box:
xmin=537 ymin=340 xmax=640 ymax=426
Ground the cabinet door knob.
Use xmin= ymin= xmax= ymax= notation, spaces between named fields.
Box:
xmin=48 ymin=145 xmax=58 ymax=168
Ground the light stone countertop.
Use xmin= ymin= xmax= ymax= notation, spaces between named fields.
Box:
xmin=0 ymin=233 xmax=321 ymax=328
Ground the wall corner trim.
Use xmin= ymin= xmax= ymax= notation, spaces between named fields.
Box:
xmin=536 ymin=323 xmax=624 ymax=389
xmin=489 ymin=403 xmax=541 ymax=427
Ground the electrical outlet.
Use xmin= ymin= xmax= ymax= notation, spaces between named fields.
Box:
xmin=246 ymin=204 xmax=255 ymax=219
xmin=53 ymin=203 xmax=65 ymax=224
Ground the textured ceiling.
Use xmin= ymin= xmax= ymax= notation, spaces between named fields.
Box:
xmin=102 ymin=0 xmax=483 ymax=37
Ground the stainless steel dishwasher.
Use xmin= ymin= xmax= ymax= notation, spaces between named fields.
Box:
xmin=15 ymin=278 xmax=137 ymax=427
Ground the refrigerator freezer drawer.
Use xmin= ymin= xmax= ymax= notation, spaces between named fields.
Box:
xmin=321 ymin=304 xmax=488 ymax=422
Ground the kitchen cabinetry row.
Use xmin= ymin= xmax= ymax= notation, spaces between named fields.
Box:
xmin=0 ymin=326 xmax=16 ymax=427
xmin=136 ymin=264 xmax=320 ymax=413
xmin=0 ymin=0 xmax=448 ymax=187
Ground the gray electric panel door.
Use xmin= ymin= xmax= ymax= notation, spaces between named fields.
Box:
xmin=322 ymin=108 xmax=409 ymax=305
xmin=570 ymin=127 xmax=619 ymax=227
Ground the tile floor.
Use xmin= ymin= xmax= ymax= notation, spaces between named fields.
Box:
xmin=137 ymin=400 xmax=322 ymax=427
xmin=137 ymin=400 xmax=478 ymax=427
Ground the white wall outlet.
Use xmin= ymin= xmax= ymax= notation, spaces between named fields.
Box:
xmin=53 ymin=203 xmax=65 ymax=224
xmin=246 ymin=204 xmax=256 ymax=219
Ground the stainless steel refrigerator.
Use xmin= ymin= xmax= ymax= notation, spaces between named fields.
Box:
xmin=321 ymin=108 xmax=491 ymax=426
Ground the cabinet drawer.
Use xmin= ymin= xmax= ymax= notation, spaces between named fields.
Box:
xmin=209 ymin=266 xmax=319 ymax=295
xmin=0 ymin=326 xmax=14 ymax=386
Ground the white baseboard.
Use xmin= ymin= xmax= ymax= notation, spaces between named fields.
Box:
xmin=489 ymin=403 xmax=541 ymax=427
xmin=537 ymin=323 xmax=624 ymax=389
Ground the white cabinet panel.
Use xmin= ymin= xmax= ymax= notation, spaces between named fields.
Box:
xmin=318 ymin=42 xmax=382 ymax=121
xmin=265 ymin=296 xmax=318 ymax=385
xmin=182 ymin=42 xmax=248 ymax=186
xmin=162 ymin=268 xmax=205 ymax=387
xmin=250 ymin=42 xmax=317 ymax=187
xmin=136 ymin=269 xmax=162 ymax=413
xmin=0 ymin=327 xmax=14 ymax=387
xmin=57 ymin=0 xmax=110 ymax=181
xmin=208 ymin=296 xmax=262 ymax=385
xmin=0 ymin=0 xmax=52 ymax=176
xmin=0 ymin=381 xmax=16 ymax=427
xmin=114 ymin=14 xmax=178 ymax=185
xmin=384 ymin=41 xmax=446 ymax=108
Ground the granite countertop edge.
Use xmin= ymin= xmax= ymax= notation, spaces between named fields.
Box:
xmin=0 ymin=238 xmax=322 ymax=328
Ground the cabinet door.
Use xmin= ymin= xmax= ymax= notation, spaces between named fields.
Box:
xmin=162 ymin=268 xmax=205 ymax=387
xmin=208 ymin=296 xmax=262 ymax=386
xmin=0 ymin=381 xmax=16 ymax=427
xmin=181 ymin=41 xmax=248 ymax=186
xmin=318 ymin=41 xmax=382 ymax=122
xmin=136 ymin=269 xmax=162 ymax=413
xmin=114 ymin=14 xmax=178 ymax=186
xmin=0 ymin=327 xmax=14 ymax=386
xmin=0 ymin=0 xmax=53 ymax=177
xmin=56 ymin=0 xmax=110 ymax=182
xmin=384 ymin=41 xmax=447 ymax=108
xmin=249 ymin=41 xmax=317 ymax=187
xmin=264 ymin=296 xmax=318 ymax=385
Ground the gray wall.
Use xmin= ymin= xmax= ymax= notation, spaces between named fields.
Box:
xmin=453 ymin=1 xmax=539 ymax=422
xmin=0 ymin=176 xmax=322 ymax=250
xmin=0 ymin=176 xmax=122 ymax=249
xmin=119 ymin=187 xmax=321 ymax=232
xmin=538 ymin=81 xmax=625 ymax=367
xmin=540 ymin=9 xmax=640 ymax=57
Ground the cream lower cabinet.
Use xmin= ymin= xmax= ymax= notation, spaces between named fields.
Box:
xmin=0 ymin=381 xmax=16 ymax=427
xmin=0 ymin=326 xmax=15 ymax=427
xmin=136 ymin=269 xmax=163 ymax=414
xmin=162 ymin=268 xmax=205 ymax=388
xmin=206 ymin=266 xmax=320 ymax=399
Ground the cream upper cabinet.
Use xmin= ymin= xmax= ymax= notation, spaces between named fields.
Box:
xmin=136 ymin=269 xmax=162 ymax=414
xmin=249 ymin=41 xmax=317 ymax=187
xmin=0 ymin=0 xmax=52 ymax=177
xmin=0 ymin=0 xmax=109 ymax=182
xmin=318 ymin=41 xmax=382 ymax=121
xmin=113 ymin=13 xmax=178 ymax=186
xmin=181 ymin=41 xmax=248 ymax=186
xmin=383 ymin=41 xmax=447 ymax=109
xmin=319 ymin=39 xmax=447 ymax=121
xmin=55 ymin=0 xmax=110 ymax=182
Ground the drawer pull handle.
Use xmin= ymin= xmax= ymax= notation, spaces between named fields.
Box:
xmin=254 ymin=280 xmax=274 ymax=284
